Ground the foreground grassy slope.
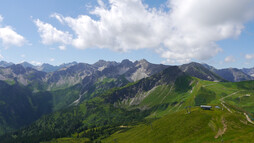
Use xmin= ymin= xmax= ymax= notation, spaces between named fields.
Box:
xmin=42 ymin=137 xmax=90 ymax=143
xmin=102 ymin=79 xmax=254 ymax=143
xmin=103 ymin=107 xmax=254 ymax=143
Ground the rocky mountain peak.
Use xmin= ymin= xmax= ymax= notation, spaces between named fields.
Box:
xmin=136 ymin=59 xmax=149 ymax=67
xmin=20 ymin=62 xmax=35 ymax=68
xmin=0 ymin=61 xmax=14 ymax=67
xmin=120 ymin=59 xmax=133 ymax=67
xmin=9 ymin=64 xmax=27 ymax=75
xmin=59 ymin=61 xmax=78 ymax=68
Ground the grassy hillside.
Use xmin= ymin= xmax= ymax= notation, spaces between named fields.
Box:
xmin=103 ymin=107 xmax=254 ymax=143
xmin=102 ymin=79 xmax=254 ymax=143
xmin=0 ymin=75 xmax=129 ymax=137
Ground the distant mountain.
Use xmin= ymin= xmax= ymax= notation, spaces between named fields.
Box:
xmin=179 ymin=62 xmax=224 ymax=81
xmin=101 ymin=59 xmax=169 ymax=82
xmin=20 ymin=62 xmax=35 ymax=69
xmin=1 ymin=60 xmax=253 ymax=91
xmin=16 ymin=61 xmax=78 ymax=73
xmin=35 ymin=63 xmax=59 ymax=73
xmin=0 ymin=64 xmax=46 ymax=86
xmin=33 ymin=62 xmax=78 ymax=73
xmin=202 ymin=63 xmax=253 ymax=82
xmin=0 ymin=60 xmax=168 ymax=90
xmin=0 ymin=61 xmax=14 ymax=67
xmin=46 ymin=63 xmax=98 ymax=90
xmin=92 ymin=60 xmax=118 ymax=71
xmin=242 ymin=67 xmax=254 ymax=77
xmin=21 ymin=61 xmax=78 ymax=73
xmin=215 ymin=68 xmax=253 ymax=82
xmin=126 ymin=59 xmax=169 ymax=82
xmin=57 ymin=61 xmax=78 ymax=70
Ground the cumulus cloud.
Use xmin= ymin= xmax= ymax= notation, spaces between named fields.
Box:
xmin=34 ymin=19 xmax=72 ymax=45
xmin=0 ymin=26 xmax=26 ymax=48
xmin=224 ymin=56 xmax=236 ymax=63
xmin=0 ymin=15 xmax=26 ymax=48
xmin=35 ymin=0 xmax=254 ymax=63
xmin=58 ymin=45 xmax=66 ymax=50
xmin=245 ymin=54 xmax=254 ymax=60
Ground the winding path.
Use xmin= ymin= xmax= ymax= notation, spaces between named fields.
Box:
xmin=220 ymin=91 xmax=240 ymax=102
xmin=244 ymin=113 xmax=254 ymax=124
xmin=215 ymin=118 xmax=227 ymax=139
xmin=221 ymin=102 xmax=232 ymax=113
xmin=219 ymin=91 xmax=240 ymax=113
xmin=220 ymin=91 xmax=254 ymax=124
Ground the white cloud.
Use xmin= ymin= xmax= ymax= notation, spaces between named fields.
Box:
xmin=50 ymin=13 xmax=64 ymax=24
xmin=225 ymin=56 xmax=236 ymax=63
xmin=30 ymin=61 xmax=42 ymax=66
xmin=0 ymin=15 xmax=3 ymax=23
xmin=0 ymin=26 xmax=26 ymax=48
xmin=245 ymin=54 xmax=254 ymax=60
xmin=97 ymin=0 xmax=105 ymax=8
xmin=0 ymin=15 xmax=26 ymax=48
xmin=36 ymin=0 xmax=254 ymax=63
xmin=58 ymin=45 xmax=66 ymax=50
xmin=34 ymin=19 xmax=72 ymax=45
xmin=50 ymin=58 xmax=55 ymax=62
xmin=21 ymin=54 xmax=26 ymax=58
xmin=0 ymin=53 xmax=3 ymax=59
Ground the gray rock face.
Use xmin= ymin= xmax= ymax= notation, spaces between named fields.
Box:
xmin=21 ymin=61 xmax=78 ymax=73
xmin=97 ymin=59 xmax=169 ymax=82
xmin=180 ymin=62 xmax=224 ymax=82
xmin=0 ymin=59 xmax=169 ymax=90
xmin=0 ymin=64 xmax=46 ymax=85
xmin=93 ymin=60 xmax=118 ymax=71
xmin=46 ymin=63 xmax=97 ymax=90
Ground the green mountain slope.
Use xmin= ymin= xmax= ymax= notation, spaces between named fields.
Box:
xmin=103 ymin=78 xmax=254 ymax=142
xmin=0 ymin=73 xmax=129 ymax=136
xmin=103 ymin=107 xmax=254 ymax=143
xmin=50 ymin=79 xmax=254 ymax=143
xmin=0 ymin=81 xmax=52 ymax=135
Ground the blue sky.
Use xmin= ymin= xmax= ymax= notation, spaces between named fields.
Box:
xmin=0 ymin=0 xmax=254 ymax=69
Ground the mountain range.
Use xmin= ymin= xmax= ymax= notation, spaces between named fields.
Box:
xmin=0 ymin=60 xmax=253 ymax=84
xmin=0 ymin=59 xmax=253 ymax=143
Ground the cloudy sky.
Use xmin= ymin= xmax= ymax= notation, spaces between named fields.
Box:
xmin=0 ymin=0 xmax=254 ymax=68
